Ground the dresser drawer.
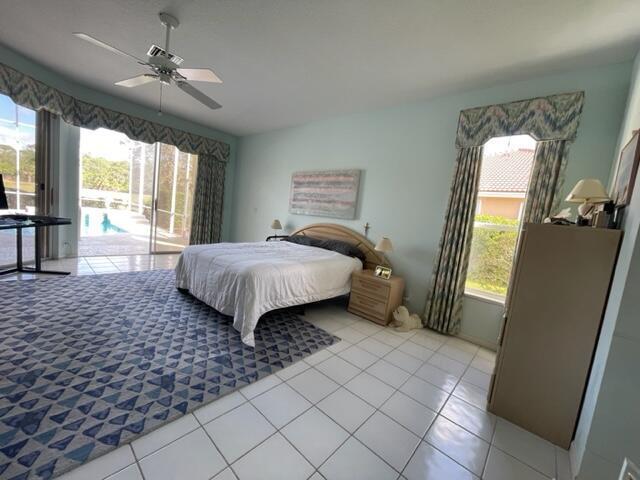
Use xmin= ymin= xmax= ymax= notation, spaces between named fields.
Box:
xmin=349 ymin=290 xmax=387 ymax=317
xmin=351 ymin=275 xmax=390 ymax=300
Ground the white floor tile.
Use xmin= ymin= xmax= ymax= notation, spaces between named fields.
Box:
xmin=471 ymin=356 xmax=495 ymax=375
xmin=461 ymin=367 xmax=492 ymax=391
xmin=304 ymin=348 xmax=334 ymax=365
xmin=232 ymin=433 xmax=314 ymax=480
xmin=139 ymin=429 xmax=226 ymax=480
xmin=132 ymin=413 xmax=199 ymax=459
xmin=275 ymin=360 xmax=311 ymax=380
xmin=427 ymin=353 xmax=467 ymax=378
xmin=410 ymin=333 xmax=445 ymax=351
xmin=441 ymin=395 xmax=496 ymax=442
xmin=239 ymin=374 xmax=282 ymax=399
xmin=204 ymin=403 xmax=275 ymax=462
xmin=446 ymin=337 xmax=480 ymax=355
xmin=355 ymin=411 xmax=420 ymax=471
xmin=58 ymin=445 xmax=135 ymax=480
xmin=476 ymin=347 xmax=497 ymax=362
xmin=350 ymin=320 xmax=384 ymax=336
xmin=104 ymin=464 xmax=143 ymax=480
xmin=404 ymin=441 xmax=477 ymax=480
xmin=397 ymin=341 xmax=435 ymax=361
xmin=338 ymin=345 xmax=379 ymax=369
xmin=320 ymin=437 xmax=398 ymax=480
xmin=452 ymin=381 xmax=488 ymax=410
xmin=317 ymin=388 xmax=376 ymax=433
xmin=492 ymin=419 xmax=556 ymax=478
xmin=287 ymin=368 xmax=339 ymax=403
xmin=315 ymin=355 xmax=361 ymax=384
xmin=345 ymin=372 xmax=395 ymax=408
xmin=327 ymin=339 xmax=352 ymax=353
xmin=414 ymin=363 xmax=459 ymax=393
xmin=366 ymin=359 xmax=411 ymax=388
xmin=483 ymin=446 xmax=549 ymax=480
xmin=425 ymin=416 xmax=489 ymax=476
xmin=213 ymin=467 xmax=238 ymax=480
xmin=334 ymin=326 xmax=368 ymax=343
xmin=251 ymin=383 xmax=311 ymax=428
xmin=380 ymin=391 xmax=437 ymax=437
xmin=357 ymin=337 xmax=394 ymax=357
xmin=372 ymin=330 xmax=405 ymax=348
xmin=281 ymin=407 xmax=349 ymax=467
xmin=193 ymin=391 xmax=246 ymax=424
xmin=438 ymin=344 xmax=475 ymax=364
xmin=556 ymin=446 xmax=572 ymax=480
xmin=399 ymin=376 xmax=449 ymax=412
xmin=383 ymin=349 xmax=423 ymax=373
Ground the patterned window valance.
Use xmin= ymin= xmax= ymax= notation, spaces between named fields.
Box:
xmin=456 ymin=91 xmax=585 ymax=149
xmin=0 ymin=62 xmax=230 ymax=162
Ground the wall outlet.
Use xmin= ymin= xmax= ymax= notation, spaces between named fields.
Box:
xmin=619 ymin=458 xmax=640 ymax=480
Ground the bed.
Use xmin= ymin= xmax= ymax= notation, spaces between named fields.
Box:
xmin=175 ymin=223 xmax=387 ymax=346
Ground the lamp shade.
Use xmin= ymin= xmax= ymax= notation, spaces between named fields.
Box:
xmin=375 ymin=237 xmax=393 ymax=252
xmin=565 ymin=179 xmax=610 ymax=203
xmin=270 ymin=219 xmax=282 ymax=230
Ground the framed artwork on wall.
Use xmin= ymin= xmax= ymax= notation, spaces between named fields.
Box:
xmin=289 ymin=169 xmax=361 ymax=219
xmin=612 ymin=130 xmax=640 ymax=207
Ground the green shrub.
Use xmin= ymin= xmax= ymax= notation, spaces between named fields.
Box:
xmin=466 ymin=216 xmax=519 ymax=296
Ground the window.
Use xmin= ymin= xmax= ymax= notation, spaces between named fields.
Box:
xmin=465 ymin=135 xmax=536 ymax=301
xmin=0 ymin=93 xmax=37 ymax=266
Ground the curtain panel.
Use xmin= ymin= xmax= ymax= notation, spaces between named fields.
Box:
xmin=189 ymin=155 xmax=226 ymax=245
xmin=522 ymin=139 xmax=569 ymax=223
xmin=424 ymin=146 xmax=483 ymax=334
xmin=424 ymin=92 xmax=585 ymax=334
xmin=0 ymin=62 xmax=230 ymax=162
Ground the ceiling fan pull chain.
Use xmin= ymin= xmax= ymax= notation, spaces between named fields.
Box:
xmin=158 ymin=82 xmax=163 ymax=116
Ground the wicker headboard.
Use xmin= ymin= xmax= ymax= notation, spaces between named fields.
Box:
xmin=289 ymin=223 xmax=387 ymax=270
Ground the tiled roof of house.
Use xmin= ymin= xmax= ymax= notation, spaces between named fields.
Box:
xmin=479 ymin=148 xmax=535 ymax=193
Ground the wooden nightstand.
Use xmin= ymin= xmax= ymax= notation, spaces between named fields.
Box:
xmin=348 ymin=269 xmax=405 ymax=325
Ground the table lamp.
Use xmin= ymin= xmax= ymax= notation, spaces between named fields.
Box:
xmin=565 ymin=179 xmax=610 ymax=225
xmin=374 ymin=236 xmax=393 ymax=278
xmin=270 ymin=219 xmax=283 ymax=236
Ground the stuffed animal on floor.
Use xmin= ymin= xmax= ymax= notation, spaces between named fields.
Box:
xmin=390 ymin=305 xmax=422 ymax=332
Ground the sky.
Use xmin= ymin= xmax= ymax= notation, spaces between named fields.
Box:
xmin=484 ymin=134 xmax=536 ymax=155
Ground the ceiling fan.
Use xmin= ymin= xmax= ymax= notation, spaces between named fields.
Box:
xmin=73 ymin=12 xmax=222 ymax=112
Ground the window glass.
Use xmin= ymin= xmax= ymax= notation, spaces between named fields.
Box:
xmin=465 ymin=135 xmax=536 ymax=300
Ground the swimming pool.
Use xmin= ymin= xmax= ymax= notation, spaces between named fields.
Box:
xmin=81 ymin=212 xmax=128 ymax=236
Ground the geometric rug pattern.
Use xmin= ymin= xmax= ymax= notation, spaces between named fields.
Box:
xmin=0 ymin=270 xmax=336 ymax=479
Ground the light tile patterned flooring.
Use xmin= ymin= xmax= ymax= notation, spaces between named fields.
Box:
xmin=2 ymin=255 xmax=573 ymax=480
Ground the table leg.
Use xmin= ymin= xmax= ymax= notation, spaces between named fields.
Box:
xmin=16 ymin=228 xmax=23 ymax=270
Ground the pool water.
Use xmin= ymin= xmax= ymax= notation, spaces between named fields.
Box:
xmin=81 ymin=212 xmax=128 ymax=236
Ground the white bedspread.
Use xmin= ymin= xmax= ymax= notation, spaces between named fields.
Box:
xmin=175 ymin=241 xmax=362 ymax=346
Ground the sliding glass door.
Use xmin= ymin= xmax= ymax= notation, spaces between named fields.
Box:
xmin=78 ymin=127 xmax=198 ymax=256
xmin=151 ymin=144 xmax=198 ymax=253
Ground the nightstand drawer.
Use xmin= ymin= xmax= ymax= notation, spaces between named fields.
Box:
xmin=349 ymin=290 xmax=387 ymax=317
xmin=351 ymin=275 xmax=390 ymax=300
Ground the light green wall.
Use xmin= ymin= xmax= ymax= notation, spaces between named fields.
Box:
xmin=0 ymin=44 xmax=238 ymax=241
xmin=572 ymin=49 xmax=640 ymax=480
xmin=231 ymin=62 xmax=631 ymax=347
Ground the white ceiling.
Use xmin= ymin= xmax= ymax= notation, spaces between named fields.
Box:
xmin=1 ymin=0 xmax=639 ymax=136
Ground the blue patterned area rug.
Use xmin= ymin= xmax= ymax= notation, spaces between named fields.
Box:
xmin=0 ymin=269 xmax=337 ymax=479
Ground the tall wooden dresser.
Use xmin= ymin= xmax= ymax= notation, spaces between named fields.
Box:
xmin=488 ymin=223 xmax=622 ymax=448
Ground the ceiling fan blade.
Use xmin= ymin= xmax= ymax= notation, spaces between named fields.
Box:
xmin=73 ymin=32 xmax=146 ymax=64
xmin=115 ymin=74 xmax=158 ymax=88
xmin=176 ymin=82 xmax=222 ymax=110
xmin=176 ymin=68 xmax=222 ymax=83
